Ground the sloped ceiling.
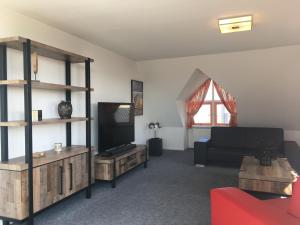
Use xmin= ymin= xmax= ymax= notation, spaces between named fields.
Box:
xmin=138 ymin=45 xmax=300 ymax=129
xmin=176 ymin=69 xmax=209 ymax=126
xmin=1 ymin=0 xmax=300 ymax=60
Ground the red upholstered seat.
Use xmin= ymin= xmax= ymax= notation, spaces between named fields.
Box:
xmin=211 ymin=187 xmax=300 ymax=225
xmin=288 ymin=178 xmax=300 ymax=218
xmin=264 ymin=198 xmax=290 ymax=211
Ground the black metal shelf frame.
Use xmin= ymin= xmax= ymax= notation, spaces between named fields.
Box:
xmin=0 ymin=39 xmax=92 ymax=225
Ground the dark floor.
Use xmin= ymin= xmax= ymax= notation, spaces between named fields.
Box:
xmin=14 ymin=149 xmax=295 ymax=225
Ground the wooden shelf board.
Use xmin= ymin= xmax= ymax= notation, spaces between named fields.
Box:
xmin=0 ymin=36 xmax=94 ymax=63
xmin=0 ymin=80 xmax=94 ymax=92
xmin=0 ymin=145 xmax=95 ymax=171
xmin=0 ymin=80 xmax=27 ymax=85
xmin=0 ymin=117 xmax=93 ymax=127
xmin=33 ymin=117 xmax=91 ymax=125
xmin=0 ymin=120 xmax=27 ymax=127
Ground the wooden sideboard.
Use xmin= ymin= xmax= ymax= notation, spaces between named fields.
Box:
xmin=0 ymin=146 xmax=94 ymax=220
xmin=95 ymin=145 xmax=148 ymax=187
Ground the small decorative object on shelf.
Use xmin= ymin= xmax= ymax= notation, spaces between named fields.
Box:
xmin=58 ymin=101 xmax=72 ymax=119
xmin=31 ymin=52 xmax=39 ymax=81
xmin=54 ymin=143 xmax=63 ymax=152
xmin=33 ymin=152 xmax=45 ymax=158
xmin=32 ymin=110 xmax=42 ymax=122
xmin=148 ymin=122 xmax=161 ymax=138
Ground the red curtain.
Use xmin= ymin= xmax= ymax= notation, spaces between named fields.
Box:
xmin=186 ymin=79 xmax=211 ymax=128
xmin=213 ymin=81 xmax=237 ymax=127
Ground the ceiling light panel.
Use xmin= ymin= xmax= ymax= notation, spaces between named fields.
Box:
xmin=219 ymin=16 xmax=252 ymax=34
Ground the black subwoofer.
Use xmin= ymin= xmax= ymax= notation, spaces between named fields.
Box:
xmin=148 ymin=138 xmax=163 ymax=156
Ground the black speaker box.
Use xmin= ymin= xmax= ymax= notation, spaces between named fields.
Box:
xmin=148 ymin=138 xmax=163 ymax=156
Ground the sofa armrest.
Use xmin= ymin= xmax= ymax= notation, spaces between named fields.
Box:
xmin=194 ymin=139 xmax=211 ymax=165
xmin=211 ymin=187 xmax=299 ymax=225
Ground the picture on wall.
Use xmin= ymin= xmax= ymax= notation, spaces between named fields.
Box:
xmin=131 ymin=80 xmax=143 ymax=116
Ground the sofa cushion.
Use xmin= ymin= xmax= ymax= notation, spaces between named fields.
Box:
xmin=207 ymin=147 xmax=246 ymax=166
xmin=264 ymin=198 xmax=290 ymax=211
xmin=211 ymin=187 xmax=300 ymax=225
xmin=208 ymin=147 xmax=253 ymax=156
xmin=288 ymin=178 xmax=300 ymax=218
xmin=211 ymin=127 xmax=245 ymax=148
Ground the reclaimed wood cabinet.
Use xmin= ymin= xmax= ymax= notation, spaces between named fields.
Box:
xmin=63 ymin=153 xmax=95 ymax=196
xmin=0 ymin=146 xmax=94 ymax=220
xmin=33 ymin=160 xmax=65 ymax=213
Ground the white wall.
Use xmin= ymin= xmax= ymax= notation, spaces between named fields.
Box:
xmin=188 ymin=128 xmax=211 ymax=148
xmin=137 ymin=45 xmax=300 ymax=149
xmin=0 ymin=8 xmax=147 ymax=161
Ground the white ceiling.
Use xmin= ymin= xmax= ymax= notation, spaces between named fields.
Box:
xmin=2 ymin=0 xmax=300 ymax=60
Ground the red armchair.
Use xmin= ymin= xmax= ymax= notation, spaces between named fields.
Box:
xmin=211 ymin=180 xmax=300 ymax=225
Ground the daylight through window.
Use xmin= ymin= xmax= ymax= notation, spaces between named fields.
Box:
xmin=193 ymin=80 xmax=231 ymax=126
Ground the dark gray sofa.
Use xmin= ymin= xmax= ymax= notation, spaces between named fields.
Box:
xmin=194 ymin=127 xmax=285 ymax=166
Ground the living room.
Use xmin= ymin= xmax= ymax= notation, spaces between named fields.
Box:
xmin=0 ymin=1 xmax=299 ymax=225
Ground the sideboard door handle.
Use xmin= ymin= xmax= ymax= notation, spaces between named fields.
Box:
xmin=69 ymin=163 xmax=73 ymax=191
xmin=59 ymin=166 xmax=64 ymax=195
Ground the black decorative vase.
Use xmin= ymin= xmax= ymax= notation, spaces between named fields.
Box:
xmin=256 ymin=149 xmax=273 ymax=167
xmin=58 ymin=101 xmax=72 ymax=119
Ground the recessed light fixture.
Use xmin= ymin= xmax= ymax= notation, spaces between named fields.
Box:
xmin=219 ymin=15 xmax=252 ymax=34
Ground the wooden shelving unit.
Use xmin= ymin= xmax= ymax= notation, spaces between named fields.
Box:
xmin=0 ymin=80 xmax=94 ymax=91
xmin=0 ymin=117 xmax=93 ymax=127
xmin=0 ymin=36 xmax=94 ymax=63
xmin=0 ymin=36 xmax=94 ymax=225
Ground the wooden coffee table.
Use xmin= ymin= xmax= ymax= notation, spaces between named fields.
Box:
xmin=239 ymin=156 xmax=298 ymax=195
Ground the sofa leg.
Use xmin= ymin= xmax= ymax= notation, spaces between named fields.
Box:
xmin=195 ymin=164 xmax=206 ymax=168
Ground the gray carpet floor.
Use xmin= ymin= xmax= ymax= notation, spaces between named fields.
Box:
xmin=17 ymin=150 xmax=240 ymax=225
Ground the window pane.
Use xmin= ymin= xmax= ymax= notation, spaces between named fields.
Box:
xmin=194 ymin=104 xmax=211 ymax=124
xmin=213 ymin=85 xmax=220 ymax=101
xmin=204 ymin=81 xmax=213 ymax=101
xmin=216 ymin=104 xmax=230 ymax=124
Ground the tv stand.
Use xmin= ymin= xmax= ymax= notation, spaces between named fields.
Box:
xmin=95 ymin=145 xmax=148 ymax=188
xmin=102 ymin=143 xmax=137 ymax=156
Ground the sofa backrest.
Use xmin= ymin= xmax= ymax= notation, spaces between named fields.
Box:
xmin=244 ymin=127 xmax=283 ymax=150
xmin=211 ymin=127 xmax=245 ymax=148
xmin=211 ymin=127 xmax=284 ymax=151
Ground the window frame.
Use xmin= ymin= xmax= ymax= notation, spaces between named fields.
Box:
xmin=193 ymin=102 xmax=213 ymax=126
xmin=192 ymin=81 xmax=230 ymax=127
xmin=214 ymin=102 xmax=230 ymax=126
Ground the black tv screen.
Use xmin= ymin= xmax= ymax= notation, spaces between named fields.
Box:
xmin=98 ymin=102 xmax=135 ymax=153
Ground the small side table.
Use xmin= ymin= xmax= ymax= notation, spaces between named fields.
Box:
xmin=148 ymin=138 xmax=163 ymax=156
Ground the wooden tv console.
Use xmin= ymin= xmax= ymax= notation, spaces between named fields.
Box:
xmin=95 ymin=145 xmax=148 ymax=187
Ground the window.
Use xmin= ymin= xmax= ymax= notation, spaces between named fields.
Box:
xmin=193 ymin=81 xmax=230 ymax=126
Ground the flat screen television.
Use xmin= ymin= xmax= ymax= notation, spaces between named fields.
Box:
xmin=98 ymin=102 xmax=135 ymax=153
